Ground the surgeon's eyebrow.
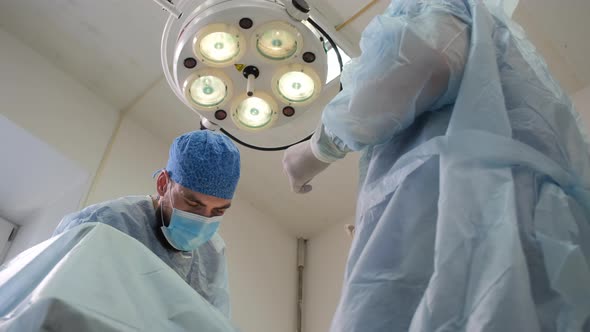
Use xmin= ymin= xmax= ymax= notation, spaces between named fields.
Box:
xmin=215 ymin=203 xmax=232 ymax=210
xmin=182 ymin=191 xmax=232 ymax=209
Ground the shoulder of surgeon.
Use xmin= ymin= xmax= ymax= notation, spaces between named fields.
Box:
xmin=208 ymin=233 xmax=226 ymax=254
xmin=52 ymin=196 xmax=153 ymax=237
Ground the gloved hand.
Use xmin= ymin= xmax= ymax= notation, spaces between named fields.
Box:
xmin=282 ymin=140 xmax=331 ymax=194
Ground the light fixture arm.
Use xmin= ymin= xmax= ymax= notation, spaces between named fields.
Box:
xmin=152 ymin=0 xmax=183 ymax=19
xmin=284 ymin=0 xmax=311 ymax=21
xmin=200 ymin=117 xmax=220 ymax=131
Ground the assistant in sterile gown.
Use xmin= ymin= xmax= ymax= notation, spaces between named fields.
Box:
xmin=282 ymin=0 xmax=590 ymax=331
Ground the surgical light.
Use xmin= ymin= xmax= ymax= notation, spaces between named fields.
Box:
xmin=158 ymin=0 xmax=349 ymax=150
xmin=183 ymin=70 xmax=233 ymax=110
xmin=232 ymin=93 xmax=277 ymax=130
xmin=256 ymin=22 xmax=301 ymax=60
xmin=188 ymin=75 xmax=227 ymax=107
xmin=273 ymin=64 xmax=321 ymax=106
xmin=277 ymin=71 xmax=315 ymax=102
xmin=200 ymin=32 xmax=238 ymax=62
xmin=194 ymin=24 xmax=245 ymax=67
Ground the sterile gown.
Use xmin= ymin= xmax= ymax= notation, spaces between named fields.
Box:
xmin=53 ymin=195 xmax=231 ymax=318
xmin=312 ymin=0 xmax=590 ymax=331
xmin=0 ymin=223 xmax=236 ymax=331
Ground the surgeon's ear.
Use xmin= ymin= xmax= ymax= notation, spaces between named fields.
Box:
xmin=156 ymin=171 xmax=169 ymax=196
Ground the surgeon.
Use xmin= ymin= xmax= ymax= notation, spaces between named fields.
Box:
xmin=54 ymin=130 xmax=240 ymax=318
xmin=283 ymin=0 xmax=590 ymax=331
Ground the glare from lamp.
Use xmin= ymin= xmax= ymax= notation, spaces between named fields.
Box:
xmin=277 ymin=71 xmax=315 ymax=102
xmin=235 ymin=96 xmax=274 ymax=129
xmin=189 ymin=75 xmax=227 ymax=107
xmin=257 ymin=28 xmax=298 ymax=60
xmin=199 ymin=32 xmax=240 ymax=63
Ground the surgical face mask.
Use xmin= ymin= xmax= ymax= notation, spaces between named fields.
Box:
xmin=160 ymin=182 xmax=221 ymax=251
xmin=161 ymin=209 xmax=221 ymax=251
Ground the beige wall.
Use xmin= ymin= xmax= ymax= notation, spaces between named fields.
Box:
xmin=304 ymin=216 xmax=353 ymax=332
xmin=222 ymin=195 xmax=298 ymax=332
xmin=84 ymin=118 xmax=169 ymax=205
xmin=0 ymin=27 xmax=116 ymax=260
xmin=0 ymin=28 xmax=118 ymax=175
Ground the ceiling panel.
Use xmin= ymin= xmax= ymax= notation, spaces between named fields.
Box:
xmin=0 ymin=0 xmax=168 ymax=110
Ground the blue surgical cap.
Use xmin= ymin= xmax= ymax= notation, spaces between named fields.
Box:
xmin=166 ymin=131 xmax=240 ymax=199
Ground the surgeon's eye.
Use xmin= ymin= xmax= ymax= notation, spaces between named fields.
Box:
xmin=185 ymin=198 xmax=203 ymax=208
xmin=212 ymin=209 xmax=226 ymax=216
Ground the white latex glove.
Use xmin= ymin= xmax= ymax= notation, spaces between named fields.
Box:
xmin=282 ymin=140 xmax=331 ymax=194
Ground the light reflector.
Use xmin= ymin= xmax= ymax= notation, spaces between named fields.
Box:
xmin=189 ymin=75 xmax=227 ymax=107
xmin=236 ymin=97 xmax=272 ymax=128
xmin=194 ymin=24 xmax=245 ymax=67
xmin=277 ymin=71 xmax=315 ymax=102
xmin=200 ymin=32 xmax=239 ymax=63
xmin=272 ymin=65 xmax=322 ymax=106
xmin=257 ymin=29 xmax=298 ymax=60
xmin=255 ymin=22 xmax=302 ymax=61
xmin=233 ymin=94 xmax=278 ymax=130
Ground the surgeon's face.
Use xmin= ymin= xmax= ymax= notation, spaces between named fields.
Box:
xmin=156 ymin=171 xmax=232 ymax=226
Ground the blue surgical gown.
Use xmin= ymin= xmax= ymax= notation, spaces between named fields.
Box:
xmin=312 ymin=0 xmax=590 ymax=331
xmin=53 ymin=195 xmax=231 ymax=318
xmin=0 ymin=223 xmax=236 ymax=331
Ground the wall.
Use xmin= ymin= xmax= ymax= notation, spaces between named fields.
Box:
xmin=0 ymin=28 xmax=118 ymax=174
xmin=304 ymin=216 xmax=353 ymax=332
xmin=84 ymin=117 xmax=169 ymax=205
xmin=573 ymin=85 xmax=590 ymax=129
xmin=0 ymin=27 xmax=117 ymax=260
xmin=4 ymin=182 xmax=88 ymax=261
xmin=0 ymin=114 xmax=90 ymax=262
xmin=87 ymin=115 xmax=297 ymax=332
xmin=0 ymin=217 xmax=16 ymax=263
xmin=222 ymin=194 xmax=298 ymax=332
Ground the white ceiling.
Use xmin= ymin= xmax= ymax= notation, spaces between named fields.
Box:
xmin=0 ymin=0 xmax=166 ymax=111
xmin=1 ymin=0 xmax=589 ymax=236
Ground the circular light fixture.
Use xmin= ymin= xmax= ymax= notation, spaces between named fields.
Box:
xmin=255 ymin=21 xmax=302 ymax=60
xmin=231 ymin=93 xmax=278 ymax=130
xmin=278 ymin=71 xmax=315 ymax=102
xmin=189 ymin=76 xmax=226 ymax=106
xmin=162 ymin=0 xmax=333 ymax=148
xmin=272 ymin=65 xmax=322 ymax=106
xmin=183 ymin=70 xmax=233 ymax=110
xmin=193 ymin=24 xmax=246 ymax=67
